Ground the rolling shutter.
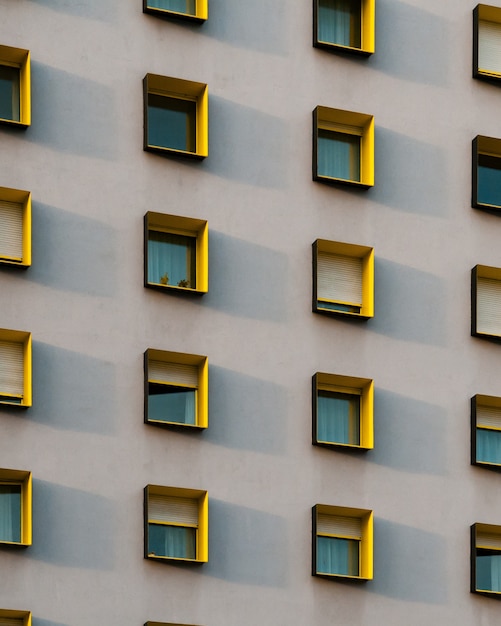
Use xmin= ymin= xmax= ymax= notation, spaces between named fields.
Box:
xmin=149 ymin=494 xmax=198 ymax=526
xmin=0 ymin=619 xmax=24 ymax=626
xmin=477 ymin=277 xmax=501 ymax=336
xmin=318 ymin=252 xmax=362 ymax=305
xmin=317 ymin=513 xmax=362 ymax=538
xmin=149 ymin=360 xmax=198 ymax=386
xmin=0 ymin=341 xmax=24 ymax=396
xmin=477 ymin=404 xmax=501 ymax=429
xmin=479 ymin=19 xmax=501 ymax=74
xmin=477 ymin=529 xmax=501 ymax=549
xmin=0 ymin=200 xmax=23 ymax=260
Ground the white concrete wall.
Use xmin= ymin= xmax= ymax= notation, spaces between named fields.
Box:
xmin=0 ymin=0 xmax=501 ymax=624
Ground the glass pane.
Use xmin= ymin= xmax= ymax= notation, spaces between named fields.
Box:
xmin=477 ymin=551 xmax=501 ymax=592
xmin=148 ymin=231 xmax=196 ymax=288
xmin=317 ymin=391 xmax=360 ymax=445
xmin=318 ymin=130 xmax=361 ymax=182
xmin=147 ymin=0 xmax=196 ymax=15
xmin=0 ymin=66 xmax=20 ymax=122
xmin=477 ymin=428 xmax=501 ymax=465
xmin=317 ymin=536 xmax=359 ymax=576
xmin=0 ymin=484 xmax=21 ymax=543
xmin=148 ymin=94 xmax=196 ymax=153
xmin=478 ymin=154 xmax=501 ymax=207
xmin=318 ymin=0 xmax=362 ymax=48
xmin=148 ymin=383 xmax=196 ymax=425
xmin=148 ymin=524 xmax=196 ymax=559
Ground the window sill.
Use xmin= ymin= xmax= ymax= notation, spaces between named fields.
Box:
xmin=314 ymin=40 xmax=373 ymax=56
xmin=146 ymin=281 xmax=205 ymax=295
xmin=0 ymin=118 xmax=29 ymax=130
xmin=144 ymin=143 xmax=206 ymax=161
xmin=146 ymin=553 xmax=204 ymax=563
xmin=315 ymin=439 xmax=370 ymax=451
xmin=146 ymin=418 xmax=206 ymax=430
xmin=313 ymin=173 xmax=372 ymax=189
xmin=315 ymin=571 xmax=369 ymax=581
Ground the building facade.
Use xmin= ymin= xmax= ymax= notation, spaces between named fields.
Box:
xmin=1 ymin=1 xmax=501 ymax=625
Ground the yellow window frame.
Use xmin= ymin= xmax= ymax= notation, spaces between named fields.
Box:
xmin=0 ymin=186 xmax=31 ymax=267
xmin=0 ymin=44 xmax=30 ymax=128
xmin=313 ymin=0 xmax=375 ymax=56
xmin=0 ymin=469 xmax=32 ymax=546
xmin=313 ymin=372 xmax=374 ymax=450
xmin=143 ymin=74 xmax=208 ymax=159
xmin=471 ymin=522 xmax=501 ymax=595
xmin=472 ymin=135 xmax=501 ymax=211
xmin=313 ymin=106 xmax=374 ymax=188
xmin=0 ymin=328 xmax=32 ymax=408
xmin=144 ymin=348 xmax=208 ymax=429
xmin=313 ymin=504 xmax=373 ymax=581
xmin=471 ymin=394 xmax=501 ymax=468
xmin=471 ymin=264 xmax=501 ymax=341
xmin=144 ymin=485 xmax=208 ymax=563
xmin=473 ymin=4 xmax=501 ymax=83
xmin=143 ymin=0 xmax=208 ymax=22
xmin=313 ymin=239 xmax=374 ymax=320
xmin=0 ymin=609 xmax=31 ymax=626
xmin=144 ymin=212 xmax=208 ymax=294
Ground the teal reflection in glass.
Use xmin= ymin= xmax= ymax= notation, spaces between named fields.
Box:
xmin=148 ymin=94 xmax=196 ymax=152
xmin=148 ymin=231 xmax=196 ymax=288
xmin=0 ymin=484 xmax=21 ymax=543
xmin=477 ymin=428 xmax=501 ymax=465
xmin=317 ymin=391 xmax=360 ymax=445
xmin=147 ymin=0 xmax=196 ymax=15
xmin=477 ymin=551 xmax=501 ymax=592
xmin=318 ymin=130 xmax=360 ymax=181
xmin=478 ymin=154 xmax=501 ymax=207
xmin=0 ymin=65 xmax=20 ymax=122
xmin=148 ymin=524 xmax=196 ymax=559
xmin=317 ymin=536 xmax=359 ymax=576
xmin=318 ymin=0 xmax=362 ymax=48
xmin=148 ymin=383 xmax=196 ymax=425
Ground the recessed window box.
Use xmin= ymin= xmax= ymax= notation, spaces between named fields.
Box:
xmin=313 ymin=106 xmax=374 ymax=189
xmin=472 ymin=265 xmax=501 ymax=341
xmin=313 ymin=0 xmax=375 ymax=56
xmin=471 ymin=523 xmax=501 ymax=596
xmin=144 ymin=74 xmax=208 ymax=159
xmin=0 ymin=329 xmax=32 ymax=408
xmin=0 ymin=468 xmax=32 ymax=546
xmin=143 ymin=0 xmax=208 ymax=22
xmin=0 ymin=187 xmax=31 ymax=267
xmin=0 ymin=44 xmax=30 ymax=128
xmin=474 ymin=4 xmax=501 ymax=83
xmin=472 ymin=136 xmax=501 ymax=211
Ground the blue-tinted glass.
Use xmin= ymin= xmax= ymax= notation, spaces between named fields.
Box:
xmin=147 ymin=0 xmax=196 ymax=15
xmin=317 ymin=391 xmax=360 ymax=445
xmin=0 ymin=484 xmax=21 ymax=543
xmin=148 ymin=524 xmax=196 ymax=559
xmin=477 ymin=428 xmax=501 ymax=465
xmin=147 ymin=231 xmax=196 ymax=288
xmin=478 ymin=154 xmax=501 ymax=207
xmin=477 ymin=553 xmax=501 ymax=592
xmin=148 ymin=94 xmax=196 ymax=153
xmin=148 ymin=383 xmax=196 ymax=425
xmin=0 ymin=66 xmax=20 ymax=122
xmin=318 ymin=0 xmax=361 ymax=48
xmin=318 ymin=130 xmax=360 ymax=181
xmin=317 ymin=536 xmax=359 ymax=576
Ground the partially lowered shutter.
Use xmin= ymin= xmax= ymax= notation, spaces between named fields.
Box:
xmin=477 ymin=277 xmax=501 ymax=336
xmin=317 ymin=513 xmax=362 ymax=538
xmin=479 ymin=19 xmax=501 ymax=75
xmin=0 ymin=340 xmax=24 ymax=396
xmin=477 ymin=529 xmax=501 ymax=549
xmin=318 ymin=252 xmax=363 ymax=305
xmin=0 ymin=200 xmax=23 ymax=260
xmin=149 ymin=360 xmax=198 ymax=386
xmin=477 ymin=404 xmax=501 ymax=429
xmin=149 ymin=494 xmax=198 ymax=526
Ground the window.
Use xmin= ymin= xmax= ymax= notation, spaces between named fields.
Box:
xmin=472 ymin=136 xmax=501 ymax=211
xmin=0 ymin=329 xmax=32 ymax=408
xmin=0 ymin=610 xmax=31 ymax=626
xmin=471 ymin=523 xmax=501 ymax=595
xmin=471 ymin=265 xmax=501 ymax=340
xmin=471 ymin=395 xmax=501 ymax=469
xmin=143 ymin=74 xmax=208 ymax=159
xmin=144 ymin=485 xmax=208 ymax=563
xmin=143 ymin=0 xmax=207 ymax=22
xmin=144 ymin=349 xmax=208 ymax=429
xmin=144 ymin=212 xmax=208 ymax=294
xmin=312 ymin=504 xmax=373 ymax=580
xmin=0 ymin=469 xmax=32 ymax=546
xmin=313 ymin=0 xmax=375 ymax=56
xmin=0 ymin=45 xmax=30 ymax=128
xmin=0 ymin=187 xmax=31 ymax=267
xmin=313 ymin=372 xmax=373 ymax=450
xmin=474 ymin=4 xmax=501 ymax=83
xmin=312 ymin=239 xmax=374 ymax=319
xmin=313 ymin=106 xmax=374 ymax=188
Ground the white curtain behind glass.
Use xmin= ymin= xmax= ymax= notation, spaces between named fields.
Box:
xmin=318 ymin=0 xmax=352 ymax=46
